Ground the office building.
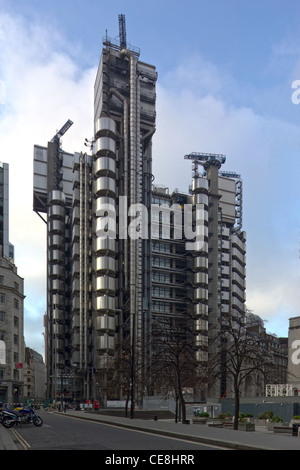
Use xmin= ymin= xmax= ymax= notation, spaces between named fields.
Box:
xmin=23 ymin=347 xmax=46 ymax=402
xmin=152 ymin=153 xmax=246 ymax=399
xmin=0 ymin=162 xmax=14 ymax=261
xmin=33 ymin=16 xmax=246 ymax=403
xmin=0 ymin=162 xmax=25 ymax=403
xmin=34 ymin=16 xmax=156 ymax=403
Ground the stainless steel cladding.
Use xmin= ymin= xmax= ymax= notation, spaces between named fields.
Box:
xmin=192 ymin=176 xmax=209 ymax=361
xmin=95 ymin=136 xmax=116 ymax=157
xmin=94 ymin=256 xmax=116 ymax=274
xmin=95 ymin=315 xmax=116 ymax=332
xmin=47 ymin=189 xmax=66 ymax=369
xmin=94 ymin=157 xmax=116 ymax=177
xmin=94 ymin=276 xmax=116 ymax=294
xmin=94 ymin=295 xmax=115 ymax=312
xmin=93 ymin=117 xmax=117 ymax=358
xmin=95 ymin=116 xmax=117 ymax=137
xmin=93 ymin=176 xmax=116 ymax=197
xmin=192 ymin=177 xmax=209 ymax=193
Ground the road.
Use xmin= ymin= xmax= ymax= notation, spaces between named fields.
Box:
xmin=7 ymin=410 xmax=223 ymax=452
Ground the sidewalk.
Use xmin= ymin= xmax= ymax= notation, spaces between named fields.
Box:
xmin=52 ymin=410 xmax=300 ymax=450
xmin=0 ymin=423 xmax=18 ymax=450
xmin=1 ymin=409 xmax=300 ymax=450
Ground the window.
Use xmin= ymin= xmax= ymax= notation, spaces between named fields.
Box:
xmin=0 ymin=311 xmax=5 ymax=322
xmin=153 ymin=286 xmax=171 ymax=298
xmin=152 ymin=271 xmax=171 ymax=283
xmin=152 ymin=241 xmax=171 ymax=253
xmin=14 ymin=316 xmax=18 ymax=328
xmin=0 ymin=293 xmax=5 ymax=304
xmin=14 ymin=298 xmax=19 ymax=309
xmin=152 ymin=257 xmax=171 ymax=268
xmin=152 ymin=301 xmax=171 ymax=313
xmin=0 ymin=276 xmax=3 ymax=285
xmin=0 ymin=330 xmax=5 ymax=341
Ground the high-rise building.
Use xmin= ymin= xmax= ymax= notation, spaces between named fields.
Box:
xmin=186 ymin=154 xmax=246 ymax=398
xmin=151 ymin=153 xmax=246 ymax=399
xmin=0 ymin=162 xmax=25 ymax=403
xmin=33 ymin=16 xmax=246 ymax=404
xmin=0 ymin=162 xmax=14 ymax=261
xmin=34 ymin=16 xmax=156 ymax=404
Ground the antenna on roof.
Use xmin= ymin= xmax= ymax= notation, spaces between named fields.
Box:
xmin=118 ymin=14 xmax=127 ymax=50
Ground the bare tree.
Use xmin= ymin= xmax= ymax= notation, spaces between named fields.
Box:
xmin=150 ymin=316 xmax=207 ymax=423
xmin=210 ymin=312 xmax=273 ymax=430
xmin=106 ymin=329 xmax=151 ymax=418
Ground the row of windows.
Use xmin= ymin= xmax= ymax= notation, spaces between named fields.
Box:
xmin=153 ymin=287 xmax=172 ymax=298
xmin=0 ymin=294 xmax=20 ymax=308
xmin=152 ymin=241 xmax=172 ymax=253
xmin=0 ymin=276 xmax=19 ymax=291
xmin=152 ymin=197 xmax=172 ymax=207
xmin=151 ymin=225 xmax=177 ymax=239
xmin=0 ymin=369 xmax=20 ymax=380
xmin=152 ymin=271 xmax=172 ymax=283
xmin=0 ymin=331 xmax=19 ymax=343
xmin=152 ymin=257 xmax=187 ymax=270
xmin=152 ymin=301 xmax=171 ymax=313
xmin=152 ymin=256 xmax=171 ymax=268
xmin=0 ymin=312 xmax=19 ymax=327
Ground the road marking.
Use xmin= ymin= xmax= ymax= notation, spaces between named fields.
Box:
xmin=10 ymin=428 xmax=31 ymax=450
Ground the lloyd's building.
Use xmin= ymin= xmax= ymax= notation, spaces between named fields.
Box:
xmin=33 ymin=16 xmax=246 ymax=404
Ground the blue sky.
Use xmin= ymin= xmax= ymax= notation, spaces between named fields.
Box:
xmin=0 ymin=0 xmax=300 ymax=356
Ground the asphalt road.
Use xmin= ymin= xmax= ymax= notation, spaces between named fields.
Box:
xmin=8 ymin=410 xmax=223 ymax=452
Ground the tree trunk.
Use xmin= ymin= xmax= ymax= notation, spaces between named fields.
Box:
xmin=177 ymin=375 xmax=186 ymax=423
xmin=233 ymin=384 xmax=240 ymax=430
xmin=175 ymin=394 xmax=178 ymax=423
xmin=125 ymin=395 xmax=129 ymax=417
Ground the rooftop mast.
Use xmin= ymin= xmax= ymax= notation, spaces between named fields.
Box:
xmin=118 ymin=14 xmax=127 ymax=50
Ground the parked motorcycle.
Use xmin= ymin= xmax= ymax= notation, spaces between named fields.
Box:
xmin=14 ymin=405 xmax=43 ymax=427
xmin=0 ymin=406 xmax=17 ymax=428
xmin=0 ymin=403 xmax=43 ymax=427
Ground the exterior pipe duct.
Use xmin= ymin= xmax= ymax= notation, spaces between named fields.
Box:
xmin=110 ymin=88 xmax=129 ymax=286
xmin=121 ymin=49 xmax=139 ymax=345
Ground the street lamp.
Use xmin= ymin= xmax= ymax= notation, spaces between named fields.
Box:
xmin=130 ymin=311 xmax=135 ymax=420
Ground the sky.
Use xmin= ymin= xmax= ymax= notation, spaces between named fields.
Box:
xmin=1 ymin=0 xmax=300 ymax=357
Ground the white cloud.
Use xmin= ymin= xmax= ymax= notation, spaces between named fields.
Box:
xmin=153 ymin=57 xmax=300 ymax=336
xmin=1 ymin=8 xmax=299 ymax=355
xmin=0 ymin=11 xmax=95 ymax=354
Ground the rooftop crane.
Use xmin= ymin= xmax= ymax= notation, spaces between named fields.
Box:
xmin=184 ymin=152 xmax=226 ymax=179
xmin=219 ymin=171 xmax=241 ymax=179
xmin=184 ymin=152 xmax=226 ymax=166
xmin=184 ymin=152 xmax=243 ymax=229
xmin=50 ymin=119 xmax=73 ymax=190
xmin=51 ymin=119 xmax=73 ymax=143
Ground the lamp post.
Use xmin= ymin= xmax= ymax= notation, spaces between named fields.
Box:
xmin=130 ymin=311 xmax=135 ymax=419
